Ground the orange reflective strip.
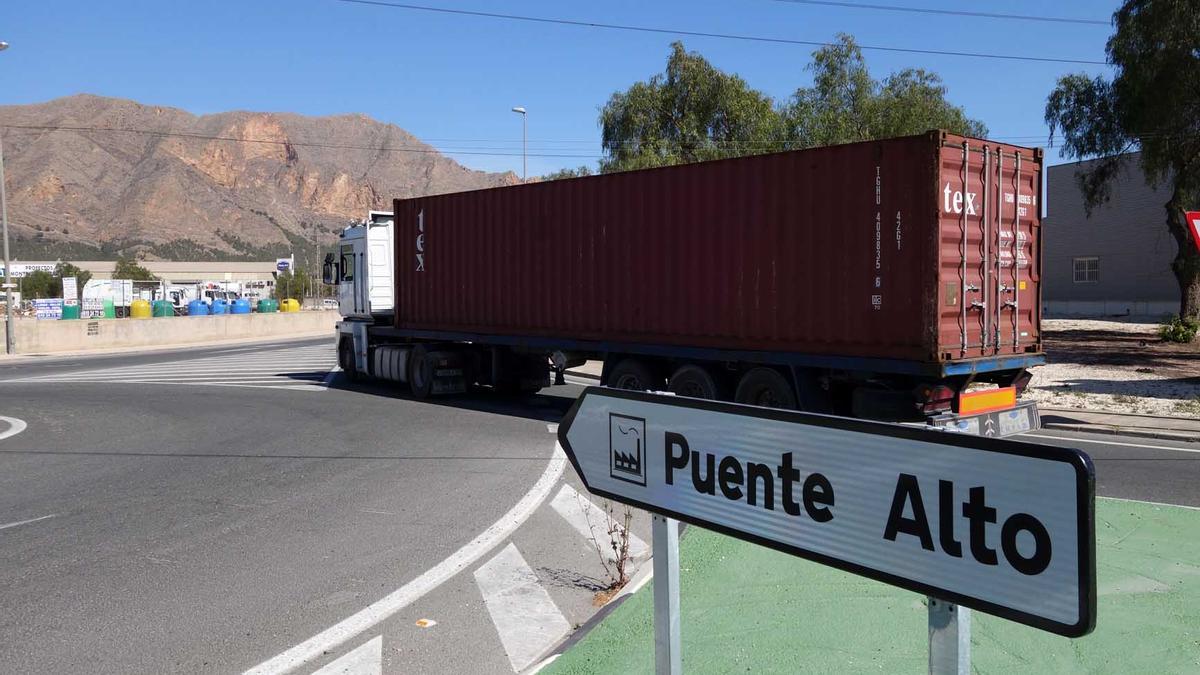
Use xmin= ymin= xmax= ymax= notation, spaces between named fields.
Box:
xmin=958 ymin=387 xmax=1017 ymax=415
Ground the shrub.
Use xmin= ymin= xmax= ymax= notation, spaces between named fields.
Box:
xmin=1159 ymin=315 xmax=1199 ymax=343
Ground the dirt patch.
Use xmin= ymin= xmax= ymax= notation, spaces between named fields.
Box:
xmin=1028 ymin=319 xmax=1200 ymax=418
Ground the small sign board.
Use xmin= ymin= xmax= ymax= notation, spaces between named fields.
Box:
xmin=62 ymin=276 xmax=79 ymax=307
xmin=1186 ymin=211 xmax=1200 ymax=254
xmin=558 ymin=387 xmax=1096 ymax=637
xmin=32 ymin=298 xmax=62 ymax=320
xmin=81 ymin=298 xmax=105 ymax=319
xmin=276 ymin=258 xmax=292 ymax=272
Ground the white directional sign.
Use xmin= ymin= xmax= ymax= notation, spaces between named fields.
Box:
xmin=558 ymin=387 xmax=1096 ymax=637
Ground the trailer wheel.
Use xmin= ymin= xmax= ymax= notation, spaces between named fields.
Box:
xmin=734 ymin=368 xmax=797 ymax=410
xmin=608 ymin=358 xmax=662 ymax=392
xmin=338 ymin=338 xmax=359 ymax=382
xmin=408 ymin=344 xmax=434 ymax=399
xmin=668 ymin=364 xmax=723 ymax=400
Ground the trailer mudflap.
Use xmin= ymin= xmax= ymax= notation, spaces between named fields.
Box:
xmin=928 ymin=401 xmax=1040 ymax=437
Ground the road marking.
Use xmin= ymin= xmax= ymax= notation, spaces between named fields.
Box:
xmin=311 ymin=636 xmax=381 ymax=675
xmin=0 ymin=416 xmax=27 ymax=441
xmin=474 ymin=543 xmax=571 ymax=673
xmin=0 ymin=513 xmax=57 ymax=531
xmin=550 ymin=484 xmax=648 ymax=561
xmin=243 ymin=444 xmax=568 ymax=675
xmin=1098 ymin=496 xmax=1200 ymax=511
xmin=1024 ymin=433 xmax=1200 ymax=455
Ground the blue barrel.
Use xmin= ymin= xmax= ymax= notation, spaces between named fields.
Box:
xmin=187 ymin=299 xmax=210 ymax=316
xmin=231 ymin=299 xmax=252 ymax=314
xmin=211 ymin=298 xmax=229 ymax=315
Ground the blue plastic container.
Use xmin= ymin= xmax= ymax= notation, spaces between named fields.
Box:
xmin=211 ymin=299 xmax=229 ymax=315
xmin=231 ymin=299 xmax=252 ymax=314
xmin=187 ymin=299 xmax=210 ymax=316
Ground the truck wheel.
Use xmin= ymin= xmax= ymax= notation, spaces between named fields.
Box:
xmin=408 ymin=344 xmax=434 ymax=398
xmin=339 ymin=338 xmax=359 ymax=382
xmin=608 ymin=358 xmax=661 ymax=392
xmin=668 ymin=364 xmax=723 ymax=400
xmin=734 ymin=368 xmax=797 ymax=410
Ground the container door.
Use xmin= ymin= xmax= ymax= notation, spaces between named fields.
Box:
xmin=938 ymin=138 xmax=1041 ymax=360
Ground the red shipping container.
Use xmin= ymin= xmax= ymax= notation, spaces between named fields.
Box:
xmin=393 ymin=131 xmax=1041 ymax=366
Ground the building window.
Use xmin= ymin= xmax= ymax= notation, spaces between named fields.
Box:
xmin=1073 ymin=257 xmax=1099 ymax=283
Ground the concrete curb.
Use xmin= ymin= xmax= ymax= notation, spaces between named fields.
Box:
xmin=1040 ymin=421 xmax=1198 ymax=443
xmin=0 ymin=330 xmax=331 ymax=363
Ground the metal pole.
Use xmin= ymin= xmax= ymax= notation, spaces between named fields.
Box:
xmin=1 ymin=132 xmax=14 ymax=354
xmin=522 ymin=112 xmax=527 ymax=183
xmin=652 ymin=514 xmax=681 ymax=675
xmin=928 ymin=596 xmax=970 ymax=675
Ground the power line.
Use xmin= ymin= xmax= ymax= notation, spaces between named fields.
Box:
xmin=0 ymin=124 xmax=602 ymax=159
xmin=336 ymin=0 xmax=1107 ymax=66
xmin=764 ymin=0 xmax=1109 ymax=26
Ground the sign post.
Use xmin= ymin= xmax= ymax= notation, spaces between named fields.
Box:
xmin=558 ymin=387 xmax=1096 ymax=673
xmin=652 ymin=515 xmax=681 ymax=675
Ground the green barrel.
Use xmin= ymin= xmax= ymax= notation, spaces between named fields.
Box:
xmin=103 ymin=299 xmax=116 ymax=319
xmin=257 ymin=298 xmax=279 ymax=313
xmin=152 ymin=300 xmax=174 ymax=317
xmin=62 ymin=303 xmax=81 ymax=320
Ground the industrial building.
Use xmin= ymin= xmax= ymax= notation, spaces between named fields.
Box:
xmin=1043 ymin=154 xmax=1181 ymax=318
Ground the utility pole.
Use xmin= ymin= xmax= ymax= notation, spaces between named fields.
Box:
xmin=0 ymin=42 xmax=13 ymax=354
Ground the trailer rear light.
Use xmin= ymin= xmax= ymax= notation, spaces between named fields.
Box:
xmin=916 ymin=384 xmax=955 ymax=415
xmin=958 ymin=387 xmax=1017 ymax=415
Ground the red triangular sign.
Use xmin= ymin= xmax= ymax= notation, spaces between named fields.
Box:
xmin=1188 ymin=211 xmax=1200 ymax=254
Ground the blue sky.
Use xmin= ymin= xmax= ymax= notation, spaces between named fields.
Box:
xmin=1 ymin=1 xmax=1118 ymax=176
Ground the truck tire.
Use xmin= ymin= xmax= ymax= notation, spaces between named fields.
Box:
xmin=608 ymin=358 xmax=661 ymax=392
xmin=668 ymin=364 xmax=723 ymax=400
xmin=734 ymin=368 xmax=797 ymax=410
xmin=408 ymin=344 xmax=434 ymax=399
xmin=339 ymin=338 xmax=359 ymax=382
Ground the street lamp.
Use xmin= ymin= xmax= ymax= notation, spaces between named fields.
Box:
xmin=1 ymin=40 xmax=13 ymax=354
xmin=511 ymin=106 xmax=526 ymax=182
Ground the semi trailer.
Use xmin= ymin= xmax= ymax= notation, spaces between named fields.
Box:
xmin=325 ymin=131 xmax=1045 ymax=436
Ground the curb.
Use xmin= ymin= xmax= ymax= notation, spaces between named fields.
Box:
xmin=1040 ymin=421 xmax=1199 ymax=443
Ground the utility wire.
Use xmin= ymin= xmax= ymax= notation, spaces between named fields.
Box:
xmin=336 ymin=0 xmax=1107 ymax=65
xmin=764 ymin=0 xmax=1109 ymax=26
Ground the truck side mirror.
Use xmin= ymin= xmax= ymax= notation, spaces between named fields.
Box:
xmin=322 ymin=254 xmax=337 ymax=285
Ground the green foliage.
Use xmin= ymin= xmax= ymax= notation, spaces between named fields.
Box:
xmin=1045 ymin=1 xmax=1200 ymax=319
xmin=599 ymin=42 xmax=785 ymax=172
xmin=20 ymin=270 xmax=60 ymax=299
xmin=113 ymin=257 xmax=157 ymax=281
xmin=541 ymin=166 xmax=594 ymax=181
xmin=598 ymin=37 xmax=984 ymax=174
xmin=1159 ymin=315 xmax=1199 ymax=343
xmin=273 ymin=268 xmax=312 ymax=300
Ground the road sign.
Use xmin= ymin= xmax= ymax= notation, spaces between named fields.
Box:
xmin=276 ymin=257 xmax=292 ymax=272
xmin=558 ymin=387 xmax=1096 ymax=638
xmin=1186 ymin=211 xmax=1200 ymax=254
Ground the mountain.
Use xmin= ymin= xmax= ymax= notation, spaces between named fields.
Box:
xmin=0 ymin=94 xmax=518 ymax=261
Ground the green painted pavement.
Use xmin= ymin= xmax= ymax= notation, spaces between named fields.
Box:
xmin=543 ymin=498 xmax=1200 ymax=674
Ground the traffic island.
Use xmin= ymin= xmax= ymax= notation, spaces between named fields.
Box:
xmin=542 ymin=497 xmax=1200 ymax=674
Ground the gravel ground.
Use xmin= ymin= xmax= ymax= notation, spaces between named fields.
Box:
xmin=1028 ymin=319 xmax=1200 ymax=418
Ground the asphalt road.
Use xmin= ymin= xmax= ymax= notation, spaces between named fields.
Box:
xmin=0 ymin=340 xmax=1194 ymax=673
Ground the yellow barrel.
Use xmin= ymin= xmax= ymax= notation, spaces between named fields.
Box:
xmin=280 ymin=298 xmax=301 ymax=313
xmin=130 ymin=298 xmax=152 ymax=319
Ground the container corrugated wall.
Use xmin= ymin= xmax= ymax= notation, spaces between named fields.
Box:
xmin=395 ymin=131 xmax=1042 ymax=365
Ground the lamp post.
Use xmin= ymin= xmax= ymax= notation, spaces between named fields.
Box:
xmin=511 ymin=106 xmax=526 ymax=182
xmin=1 ymin=40 xmax=14 ymax=354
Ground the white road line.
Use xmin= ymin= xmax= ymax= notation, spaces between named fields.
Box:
xmin=0 ymin=513 xmax=58 ymax=531
xmin=0 ymin=416 xmax=27 ymax=441
xmin=1024 ymin=433 xmax=1200 ymax=454
xmin=474 ymin=543 xmax=571 ymax=673
xmin=311 ymin=636 xmax=381 ymax=675
xmin=550 ymin=484 xmax=648 ymax=561
xmin=243 ymin=444 xmax=568 ymax=675
xmin=1098 ymin=496 xmax=1200 ymax=511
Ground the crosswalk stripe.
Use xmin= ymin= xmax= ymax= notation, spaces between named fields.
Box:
xmin=550 ymin=484 xmax=649 ymax=562
xmin=474 ymin=543 xmax=571 ymax=673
